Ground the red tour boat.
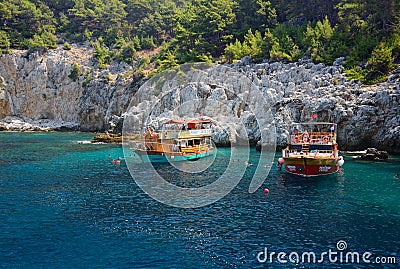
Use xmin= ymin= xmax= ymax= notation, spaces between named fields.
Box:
xmin=280 ymin=122 xmax=344 ymax=177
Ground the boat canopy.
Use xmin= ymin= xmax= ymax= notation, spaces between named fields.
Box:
xmin=163 ymin=119 xmax=212 ymax=124
xmin=162 ymin=119 xmax=212 ymax=131
xmin=291 ymin=122 xmax=337 ymax=125
xmin=290 ymin=122 xmax=337 ymax=133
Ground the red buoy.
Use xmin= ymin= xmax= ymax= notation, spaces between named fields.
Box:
xmin=264 ymin=188 xmax=269 ymax=194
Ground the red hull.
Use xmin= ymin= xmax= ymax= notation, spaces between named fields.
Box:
xmin=283 ymin=158 xmax=339 ymax=177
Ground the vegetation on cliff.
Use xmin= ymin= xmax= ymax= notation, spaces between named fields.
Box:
xmin=0 ymin=0 xmax=399 ymax=84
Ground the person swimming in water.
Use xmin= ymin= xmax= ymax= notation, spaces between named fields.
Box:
xmin=277 ymin=162 xmax=282 ymax=170
xmin=244 ymin=161 xmax=253 ymax=166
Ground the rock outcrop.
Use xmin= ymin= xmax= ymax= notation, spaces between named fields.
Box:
xmin=0 ymin=46 xmax=399 ymax=153
xmin=91 ymin=133 xmax=122 ymax=144
xmin=355 ymin=148 xmax=389 ymax=161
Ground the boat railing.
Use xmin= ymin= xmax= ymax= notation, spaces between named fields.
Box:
xmin=283 ymin=148 xmax=335 ymax=158
xmin=133 ymin=140 xmax=210 ymax=155
xmin=133 ymin=141 xmax=176 ymax=152
xmin=181 ymin=144 xmax=209 ymax=153
xmin=290 ymin=132 xmax=336 ymax=145
xmin=159 ymin=129 xmax=212 ymax=139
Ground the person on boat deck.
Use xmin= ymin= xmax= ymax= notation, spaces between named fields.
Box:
xmin=303 ymin=130 xmax=310 ymax=142
xmin=172 ymin=144 xmax=179 ymax=152
xmin=293 ymin=127 xmax=300 ymax=143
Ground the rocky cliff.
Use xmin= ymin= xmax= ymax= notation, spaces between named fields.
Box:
xmin=0 ymin=44 xmax=135 ymax=131
xmin=0 ymin=46 xmax=399 ymax=153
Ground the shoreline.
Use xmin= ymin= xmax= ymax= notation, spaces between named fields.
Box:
xmin=1 ymin=130 xmax=399 ymax=156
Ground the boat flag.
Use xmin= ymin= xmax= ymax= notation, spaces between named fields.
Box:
xmin=311 ymin=113 xmax=317 ymax=119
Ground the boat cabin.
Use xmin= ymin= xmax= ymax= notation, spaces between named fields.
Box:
xmin=284 ymin=122 xmax=338 ymax=157
xmin=139 ymin=119 xmax=214 ymax=157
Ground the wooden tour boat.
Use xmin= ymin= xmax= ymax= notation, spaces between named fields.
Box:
xmin=280 ymin=122 xmax=344 ymax=177
xmin=132 ymin=119 xmax=215 ymax=163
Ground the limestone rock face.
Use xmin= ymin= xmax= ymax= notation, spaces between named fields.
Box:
xmin=231 ymin=59 xmax=399 ymax=153
xmin=0 ymin=48 xmax=399 ymax=153
xmin=0 ymin=45 xmax=135 ymax=132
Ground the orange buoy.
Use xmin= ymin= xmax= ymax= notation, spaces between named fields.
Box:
xmin=112 ymin=159 xmax=115 ymax=164
xmin=116 ymin=160 xmax=121 ymax=165
xmin=264 ymin=188 xmax=269 ymax=194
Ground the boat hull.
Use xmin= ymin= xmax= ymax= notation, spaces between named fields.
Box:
xmin=283 ymin=157 xmax=339 ymax=177
xmin=134 ymin=149 xmax=214 ymax=163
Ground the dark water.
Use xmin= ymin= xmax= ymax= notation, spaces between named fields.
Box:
xmin=0 ymin=132 xmax=399 ymax=268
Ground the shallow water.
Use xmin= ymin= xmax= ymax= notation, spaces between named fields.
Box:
xmin=0 ymin=132 xmax=399 ymax=268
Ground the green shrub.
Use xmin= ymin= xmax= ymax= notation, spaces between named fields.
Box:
xmin=63 ymin=42 xmax=72 ymax=50
xmin=0 ymin=31 xmax=11 ymax=54
xmin=224 ymin=29 xmax=274 ymax=62
xmin=140 ymin=36 xmax=157 ymax=50
xmin=94 ymin=37 xmax=111 ymax=68
xmin=344 ymin=35 xmax=378 ymax=69
xmin=133 ymin=36 xmax=141 ymax=50
xmin=365 ymin=42 xmax=394 ymax=83
xmin=82 ymin=75 xmax=92 ymax=87
xmin=343 ymin=66 xmax=367 ymax=82
xmin=224 ymin=39 xmax=250 ymax=62
xmin=303 ymin=16 xmax=335 ymax=63
xmin=84 ymin=29 xmax=93 ymax=41
xmin=103 ymin=74 xmax=111 ymax=82
xmin=196 ymin=54 xmax=213 ymax=63
xmin=156 ymin=50 xmax=178 ymax=72
xmin=137 ymin=57 xmax=149 ymax=69
xmin=69 ymin=63 xmax=81 ymax=81
xmin=119 ymin=42 xmax=137 ymax=64
xmin=389 ymin=33 xmax=400 ymax=62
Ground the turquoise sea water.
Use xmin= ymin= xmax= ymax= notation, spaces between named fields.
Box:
xmin=0 ymin=132 xmax=399 ymax=268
